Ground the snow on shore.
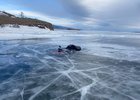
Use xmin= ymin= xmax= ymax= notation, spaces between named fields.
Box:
xmin=0 ymin=25 xmax=54 ymax=40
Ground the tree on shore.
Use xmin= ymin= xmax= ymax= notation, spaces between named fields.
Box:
xmin=20 ymin=12 xmax=24 ymax=18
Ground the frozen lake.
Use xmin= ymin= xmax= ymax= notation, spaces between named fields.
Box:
xmin=0 ymin=29 xmax=140 ymax=100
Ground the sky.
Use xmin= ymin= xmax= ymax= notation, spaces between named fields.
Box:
xmin=0 ymin=0 xmax=140 ymax=32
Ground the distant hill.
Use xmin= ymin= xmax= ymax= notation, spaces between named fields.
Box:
xmin=53 ymin=25 xmax=80 ymax=30
xmin=0 ymin=11 xmax=16 ymax=17
xmin=0 ymin=11 xmax=54 ymax=30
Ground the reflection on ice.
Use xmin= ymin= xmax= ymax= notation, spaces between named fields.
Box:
xmin=0 ymin=31 xmax=140 ymax=100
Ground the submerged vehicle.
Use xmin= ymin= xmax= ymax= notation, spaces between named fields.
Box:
xmin=65 ymin=44 xmax=81 ymax=51
xmin=57 ymin=44 xmax=81 ymax=54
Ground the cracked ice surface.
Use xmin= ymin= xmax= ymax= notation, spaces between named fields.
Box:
xmin=0 ymin=29 xmax=140 ymax=100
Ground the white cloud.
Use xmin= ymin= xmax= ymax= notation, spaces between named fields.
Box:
xmin=77 ymin=0 xmax=140 ymax=31
xmin=81 ymin=0 xmax=117 ymax=11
